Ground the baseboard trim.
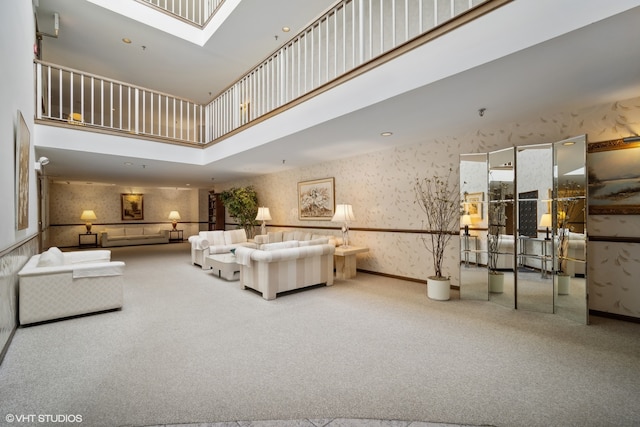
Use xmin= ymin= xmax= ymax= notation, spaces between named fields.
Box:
xmin=590 ymin=310 xmax=640 ymax=324
xmin=357 ymin=269 xmax=460 ymax=290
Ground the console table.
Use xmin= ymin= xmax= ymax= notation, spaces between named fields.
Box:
xmin=334 ymin=246 xmax=369 ymax=280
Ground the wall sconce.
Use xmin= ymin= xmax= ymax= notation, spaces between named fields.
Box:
xmin=332 ymin=204 xmax=356 ymax=247
xmin=461 ymin=214 xmax=472 ymax=236
xmin=80 ymin=210 xmax=97 ymax=234
xmin=539 ymin=213 xmax=552 ymax=240
xmin=168 ymin=211 xmax=181 ymax=230
xmin=34 ymin=156 xmax=50 ymax=172
xmin=255 ymin=207 xmax=272 ymax=236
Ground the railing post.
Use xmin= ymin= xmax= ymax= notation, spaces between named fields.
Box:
xmin=35 ymin=62 xmax=42 ymax=119
xmin=135 ymin=88 xmax=140 ymax=135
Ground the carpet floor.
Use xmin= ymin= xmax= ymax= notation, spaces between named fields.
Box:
xmin=1 ymin=243 xmax=639 ymax=427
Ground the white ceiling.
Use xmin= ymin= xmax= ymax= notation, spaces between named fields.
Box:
xmin=33 ymin=0 xmax=640 ymax=188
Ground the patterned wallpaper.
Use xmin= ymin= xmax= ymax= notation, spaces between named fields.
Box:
xmin=220 ymin=95 xmax=640 ymax=319
xmin=47 ymin=184 xmax=201 ymax=248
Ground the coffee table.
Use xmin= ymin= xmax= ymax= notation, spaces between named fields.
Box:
xmin=205 ymin=253 xmax=240 ymax=281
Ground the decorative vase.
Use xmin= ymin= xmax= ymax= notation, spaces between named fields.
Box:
xmin=489 ymin=271 xmax=504 ymax=293
xmin=557 ymin=273 xmax=570 ymax=295
xmin=427 ymin=276 xmax=450 ymax=301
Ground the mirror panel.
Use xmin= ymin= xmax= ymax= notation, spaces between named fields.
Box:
xmin=553 ymin=135 xmax=588 ymax=324
xmin=488 ymin=148 xmax=515 ymax=309
xmin=460 ymin=153 xmax=488 ymax=300
xmin=516 ymin=144 xmax=554 ymax=313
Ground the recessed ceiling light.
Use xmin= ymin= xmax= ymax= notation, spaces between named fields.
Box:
xmin=381 ymin=132 xmax=393 ymax=137
xmin=124 ymin=162 xmax=133 ymax=166
xmin=282 ymin=26 xmax=290 ymax=32
xmin=563 ymin=141 xmax=576 ymax=146
xmin=122 ymin=38 xmax=132 ymax=44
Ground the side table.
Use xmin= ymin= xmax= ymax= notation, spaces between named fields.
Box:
xmin=78 ymin=233 xmax=98 ymax=248
xmin=169 ymin=229 xmax=183 ymax=242
xmin=334 ymin=246 xmax=369 ymax=280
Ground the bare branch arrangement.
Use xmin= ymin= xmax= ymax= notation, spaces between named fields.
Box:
xmin=414 ymin=168 xmax=460 ymax=279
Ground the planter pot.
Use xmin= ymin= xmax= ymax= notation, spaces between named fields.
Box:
xmin=489 ymin=272 xmax=504 ymax=293
xmin=427 ymin=276 xmax=450 ymax=301
xmin=557 ymin=273 xmax=570 ymax=295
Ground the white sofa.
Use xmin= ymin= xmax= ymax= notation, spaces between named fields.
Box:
xmin=234 ymin=239 xmax=335 ymax=300
xmin=18 ymin=247 xmax=125 ymax=325
xmin=188 ymin=229 xmax=257 ymax=269
xmin=99 ymin=226 xmax=169 ymax=247
xmin=254 ymin=230 xmax=342 ymax=247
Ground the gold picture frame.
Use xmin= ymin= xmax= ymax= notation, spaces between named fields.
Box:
xmin=588 ymin=138 xmax=640 ymax=215
xmin=121 ymin=193 xmax=144 ymax=220
xmin=16 ymin=110 xmax=30 ymax=230
xmin=464 ymin=192 xmax=484 ymax=219
xmin=298 ymin=178 xmax=335 ymax=220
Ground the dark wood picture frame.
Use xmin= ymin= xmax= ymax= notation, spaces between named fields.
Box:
xmin=121 ymin=193 xmax=144 ymax=220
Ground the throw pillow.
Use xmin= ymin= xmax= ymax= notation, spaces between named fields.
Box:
xmin=37 ymin=247 xmax=64 ymax=267
xmin=127 ymin=227 xmax=144 ymax=236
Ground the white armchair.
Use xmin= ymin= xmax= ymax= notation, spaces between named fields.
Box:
xmin=188 ymin=229 xmax=257 ymax=269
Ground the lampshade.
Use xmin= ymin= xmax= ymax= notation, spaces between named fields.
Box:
xmin=80 ymin=210 xmax=97 ymax=234
xmin=331 ymin=204 xmax=356 ymax=222
xmin=80 ymin=210 xmax=97 ymax=221
xmin=461 ymin=214 xmax=472 ymax=226
xmin=255 ymin=207 xmax=272 ymax=221
xmin=539 ymin=213 xmax=552 ymax=227
xmin=168 ymin=211 xmax=181 ymax=220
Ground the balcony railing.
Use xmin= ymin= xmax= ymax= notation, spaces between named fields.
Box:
xmin=35 ymin=61 xmax=204 ymax=144
xmin=137 ymin=0 xmax=225 ymax=27
xmin=36 ymin=0 xmax=499 ymax=146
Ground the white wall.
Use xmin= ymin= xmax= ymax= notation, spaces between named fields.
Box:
xmin=0 ymin=0 xmax=39 ymax=251
xmin=218 ymin=95 xmax=640 ymax=319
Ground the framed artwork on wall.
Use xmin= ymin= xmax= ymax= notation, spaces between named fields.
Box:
xmin=298 ymin=177 xmax=335 ymax=220
xmin=16 ymin=110 xmax=30 ymax=230
xmin=588 ymin=139 xmax=640 ymax=215
xmin=464 ymin=192 xmax=484 ymax=220
xmin=121 ymin=193 xmax=144 ymax=220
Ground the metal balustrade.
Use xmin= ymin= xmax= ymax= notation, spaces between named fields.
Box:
xmin=35 ymin=0 xmax=495 ymax=145
xmin=137 ymin=0 xmax=224 ymax=27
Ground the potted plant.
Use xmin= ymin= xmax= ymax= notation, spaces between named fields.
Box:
xmin=414 ymin=168 xmax=460 ymax=300
xmin=219 ymin=186 xmax=259 ymax=238
xmin=487 ymin=181 xmax=509 ymax=293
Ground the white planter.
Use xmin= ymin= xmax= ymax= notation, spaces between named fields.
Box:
xmin=557 ymin=274 xmax=570 ymax=295
xmin=427 ymin=276 xmax=450 ymax=301
xmin=489 ymin=272 xmax=504 ymax=293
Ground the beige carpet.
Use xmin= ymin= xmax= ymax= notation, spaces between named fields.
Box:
xmin=1 ymin=243 xmax=639 ymax=427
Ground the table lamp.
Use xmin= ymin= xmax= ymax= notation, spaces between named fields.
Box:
xmin=80 ymin=210 xmax=97 ymax=234
xmin=461 ymin=214 xmax=472 ymax=236
xmin=168 ymin=211 xmax=181 ymax=230
xmin=539 ymin=213 xmax=552 ymax=240
xmin=331 ymin=204 xmax=355 ymax=247
xmin=255 ymin=207 xmax=272 ymax=235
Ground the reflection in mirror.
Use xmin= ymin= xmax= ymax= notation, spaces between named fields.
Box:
xmin=553 ymin=135 xmax=588 ymax=324
xmin=488 ymin=148 xmax=515 ymax=309
xmin=515 ymin=144 xmax=554 ymax=313
xmin=460 ymin=153 xmax=488 ymax=300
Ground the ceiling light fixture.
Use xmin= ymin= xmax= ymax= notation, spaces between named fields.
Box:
xmin=122 ymin=38 xmax=131 ymax=44
xmin=282 ymin=26 xmax=290 ymax=32
xmin=381 ymin=132 xmax=393 ymax=137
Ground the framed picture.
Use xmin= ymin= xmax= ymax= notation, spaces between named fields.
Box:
xmin=121 ymin=193 xmax=144 ymax=220
xmin=16 ymin=110 xmax=30 ymax=230
xmin=588 ymin=139 xmax=640 ymax=215
xmin=298 ymin=178 xmax=335 ymax=220
xmin=464 ymin=192 xmax=484 ymax=219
